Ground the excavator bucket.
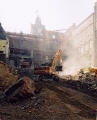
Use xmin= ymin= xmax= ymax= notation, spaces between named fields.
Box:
xmin=56 ymin=65 xmax=62 ymax=71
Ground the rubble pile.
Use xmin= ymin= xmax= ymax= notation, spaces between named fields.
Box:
xmin=0 ymin=62 xmax=35 ymax=101
xmin=18 ymin=77 xmax=35 ymax=97
xmin=0 ymin=62 xmax=18 ymax=91
xmin=76 ymin=71 xmax=97 ymax=89
xmin=61 ymin=71 xmax=97 ymax=98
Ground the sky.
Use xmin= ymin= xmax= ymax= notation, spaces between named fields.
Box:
xmin=0 ymin=0 xmax=96 ymax=33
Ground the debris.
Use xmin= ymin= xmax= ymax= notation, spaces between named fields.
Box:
xmin=61 ymin=70 xmax=97 ymax=99
xmin=0 ymin=77 xmax=35 ymax=102
xmin=1 ymin=79 xmax=24 ymax=101
xmin=0 ymin=61 xmax=97 ymax=120
xmin=0 ymin=62 xmax=35 ymax=101
xmin=18 ymin=77 xmax=35 ymax=98
xmin=0 ymin=62 xmax=18 ymax=91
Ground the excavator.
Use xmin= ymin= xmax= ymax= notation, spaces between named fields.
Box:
xmin=34 ymin=49 xmax=62 ymax=81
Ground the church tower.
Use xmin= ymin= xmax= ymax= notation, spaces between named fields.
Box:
xmin=31 ymin=16 xmax=45 ymax=36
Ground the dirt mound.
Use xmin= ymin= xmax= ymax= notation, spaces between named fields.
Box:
xmin=18 ymin=77 xmax=35 ymax=97
xmin=0 ymin=62 xmax=18 ymax=91
xmin=0 ymin=62 xmax=35 ymax=100
xmin=1 ymin=77 xmax=35 ymax=101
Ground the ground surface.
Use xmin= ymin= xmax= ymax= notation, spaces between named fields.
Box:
xmin=0 ymin=63 xmax=97 ymax=120
xmin=0 ymin=80 xmax=97 ymax=120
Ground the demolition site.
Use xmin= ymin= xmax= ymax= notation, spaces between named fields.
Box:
xmin=0 ymin=1 xmax=97 ymax=120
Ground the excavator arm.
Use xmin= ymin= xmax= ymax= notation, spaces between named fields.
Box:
xmin=51 ymin=49 xmax=62 ymax=72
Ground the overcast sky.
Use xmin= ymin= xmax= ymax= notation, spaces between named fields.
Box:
xmin=0 ymin=0 xmax=96 ymax=33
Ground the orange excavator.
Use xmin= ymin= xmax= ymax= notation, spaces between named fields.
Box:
xmin=34 ymin=49 xmax=62 ymax=81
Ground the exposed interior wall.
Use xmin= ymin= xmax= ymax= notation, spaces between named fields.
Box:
xmin=7 ymin=31 xmax=66 ymax=66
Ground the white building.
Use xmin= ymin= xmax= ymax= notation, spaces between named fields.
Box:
xmin=64 ymin=2 xmax=97 ymax=67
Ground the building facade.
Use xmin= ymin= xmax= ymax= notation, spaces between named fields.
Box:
xmin=63 ymin=2 xmax=97 ymax=67
xmin=31 ymin=16 xmax=46 ymax=36
xmin=7 ymin=31 xmax=66 ymax=66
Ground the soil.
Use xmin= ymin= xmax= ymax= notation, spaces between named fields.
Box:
xmin=0 ymin=63 xmax=97 ymax=120
xmin=0 ymin=81 xmax=97 ymax=120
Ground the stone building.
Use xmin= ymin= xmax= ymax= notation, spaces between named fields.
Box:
xmin=7 ymin=31 xmax=65 ymax=66
xmin=64 ymin=1 xmax=97 ymax=67
xmin=31 ymin=16 xmax=46 ymax=36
